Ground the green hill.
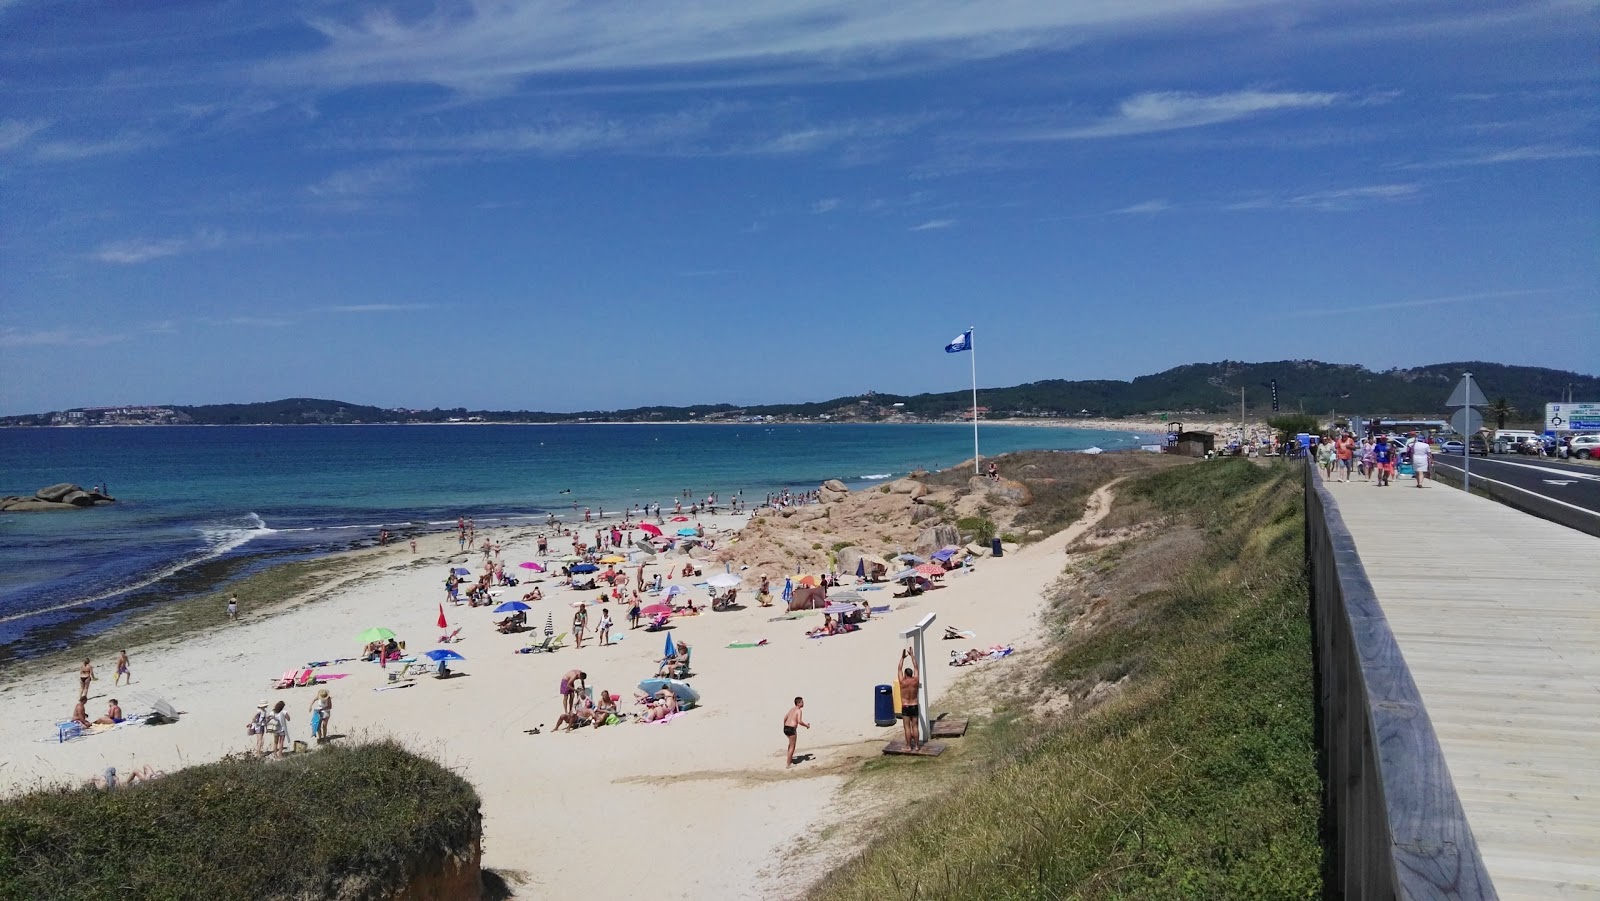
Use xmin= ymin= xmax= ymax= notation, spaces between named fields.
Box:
xmin=6 ymin=360 xmax=1592 ymax=426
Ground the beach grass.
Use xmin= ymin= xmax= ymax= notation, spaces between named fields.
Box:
xmin=0 ymin=739 xmax=481 ymax=901
xmin=808 ymin=459 xmax=1321 ymax=900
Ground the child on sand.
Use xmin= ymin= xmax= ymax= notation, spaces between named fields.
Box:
xmin=783 ymin=697 xmax=810 ymax=768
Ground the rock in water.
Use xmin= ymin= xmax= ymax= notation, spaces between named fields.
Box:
xmin=34 ymin=483 xmax=77 ymax=502
xmin=1 ymin=484 xmax=116 ymax=513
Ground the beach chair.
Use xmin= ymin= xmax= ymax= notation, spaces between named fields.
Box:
xmin=293 ymin=668 xmax=317 ymax=688
xmin=669 ymin=646 xmax=692 ymax=679
xmin=268 ymin=670 xmax=295 ymax=689
xmin=438 ymin=627 xmax=462 ymax=643
xmin=547 ymin=632 xmax=569 ymax=650
xmin=522 ymin=635 xmax=555 ymax=654
xmin=57 ymin=721 xmax=84 ymax=742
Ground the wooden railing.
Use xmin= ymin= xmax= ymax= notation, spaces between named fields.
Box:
xmin=1303 ymin=463 xmax=1497 ymax=899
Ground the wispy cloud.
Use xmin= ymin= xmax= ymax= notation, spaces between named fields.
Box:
xmin=1228 ymin=183 xmax=1421 ymax=212
xmin=0 ymin=118 xmax=50 ymax=152
xmin=307 ymin=158 xmax=435 ymax=200
xmin=316 ymin=304 xmax=435 ymax=313
xmin=811 ymin=197 xmax=843 ymax=214
xmin=1394 ymin=144 xmax=1600 ymax=170
xmin=1019 ymin=90 xmax=1345 ymax=141
xmin=0 ymin=326 xmax=129 ymax=348
xmin=32 ymin=132 xmax=160 ymax=162
xmin=1280 ymin=287 xmax=1566 ymax=318
xmin=1111 ymin=199 xmax=1174 ymax=215
xmin=909 ymin=218 xmax=957 ymax=232
xmin=90 ymin=229 xmax=228 ymax=264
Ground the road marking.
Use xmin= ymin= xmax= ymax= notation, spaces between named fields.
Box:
xmin=1432 ymin=461 xmax=1600 ymax=518
xmin=1544 ymin=480 xmax=1578 ymax=486
xmin=1473 ymin=457 xmax=1600 ymax=481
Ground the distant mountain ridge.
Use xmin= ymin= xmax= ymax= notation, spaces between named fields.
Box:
xmin=5 ymin=360 xmax=1593 ymax=427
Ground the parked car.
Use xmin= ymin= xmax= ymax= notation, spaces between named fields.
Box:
xmin=1570 ymin=434 xmax=1599 ymax=460
xmin=1441 ymin=437 xmax=1488 ymax=456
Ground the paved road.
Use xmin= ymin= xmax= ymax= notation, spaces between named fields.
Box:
xmin=1431 ymin=453 xmax=1600 ymax=531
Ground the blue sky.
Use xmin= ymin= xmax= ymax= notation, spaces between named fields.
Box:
xmin=1 ymin=1 xmax=1596 ymax=414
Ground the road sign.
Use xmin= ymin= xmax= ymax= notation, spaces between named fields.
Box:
xmin=1546 ymin=402 xmax=1600 ymax=431
xmin=1450 ymin=407 xmax=1483 ymax=435
xmin=1446 ymin=373 xmax=1488 ymax=408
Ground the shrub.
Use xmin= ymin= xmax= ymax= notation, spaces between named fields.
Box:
xmin=956 ymin=516 xmax=996 ymax=545
xmin=0 ymin=740 xmax=481 ymax=901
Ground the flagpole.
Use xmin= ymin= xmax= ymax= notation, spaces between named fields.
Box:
xmin=969 ymin=326 xmax=979 ymax=474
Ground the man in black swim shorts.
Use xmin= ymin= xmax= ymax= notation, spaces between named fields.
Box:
xmin=783 ymin=697 xmax=809 ymax=768
xmin=898 ymin=648 xmax=922 ymax=752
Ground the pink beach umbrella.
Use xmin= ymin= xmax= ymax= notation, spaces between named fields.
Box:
xmin=518 ymin=562 xmax=545 ymax=571
xmin=640 ymin=604 xmax=673 ymax=617
xmin=914 ymin=563 xmax=943 ymax=576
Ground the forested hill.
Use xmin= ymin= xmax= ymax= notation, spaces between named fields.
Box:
xmin=6 ymin=360 xmax=1593 ymax=426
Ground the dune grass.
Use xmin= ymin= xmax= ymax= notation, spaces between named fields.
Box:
xmin=809 ymin=460 xmax=1321 ymax=900
xmin=0 ymin=740 xmax=480 ymax=901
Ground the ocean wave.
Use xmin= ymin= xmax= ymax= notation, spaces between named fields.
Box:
xmin=859 ymin=473 xmax=893 ymax=480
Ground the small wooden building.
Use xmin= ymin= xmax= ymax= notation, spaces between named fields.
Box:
xmin=1166 ymin=430 xmax=1216 ymax=458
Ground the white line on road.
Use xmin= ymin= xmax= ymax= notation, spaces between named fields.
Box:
xmin=1433 ymin=461 xmax=1600 ymax=518
xmin=1463 ymin=457 xmax=1600 ymax=481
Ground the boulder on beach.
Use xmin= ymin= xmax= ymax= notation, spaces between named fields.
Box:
xmin=913 ymin=524 xmax=960 ymax=557
xmin=971 ymin=477 xmax=1033 ymax=506
xmin=1 ymin=484 xmax=115 ymax=513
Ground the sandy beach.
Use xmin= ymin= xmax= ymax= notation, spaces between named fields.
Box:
xmin=0 ymin=500 xmax=1108 ymax=899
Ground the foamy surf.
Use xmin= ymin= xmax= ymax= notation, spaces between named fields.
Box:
xmin=859 ymin=473 xmax=893 ymax=480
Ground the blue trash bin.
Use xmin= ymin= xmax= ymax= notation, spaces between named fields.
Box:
xmin=874 ymin=684 xmax=896 ymax=726
xmin=991 ymin=537 xmax=1003 ymax=558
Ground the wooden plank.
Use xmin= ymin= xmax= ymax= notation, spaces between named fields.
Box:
xmin=882 ymin=740 xmax=946 ymax=757
xmin=931 ymin=717 xmax=968 ymax=738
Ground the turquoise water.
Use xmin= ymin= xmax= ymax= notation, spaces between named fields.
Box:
xmin=0 ymin=423 xmax=1142 ymax=654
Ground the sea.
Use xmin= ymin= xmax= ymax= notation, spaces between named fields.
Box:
xmin=0 ymin=423 xmax=1144 ymax=658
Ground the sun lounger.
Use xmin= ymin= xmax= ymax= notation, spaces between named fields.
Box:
xmin=521 ymin=635 xmax=554 ymax=654
xmin=293 ymin=668 xmax=317 ymax=688
xmin=438 ymin=627 xmax=462 ymax=643
xmin=268 ymin=670 xmax=295 ymax=689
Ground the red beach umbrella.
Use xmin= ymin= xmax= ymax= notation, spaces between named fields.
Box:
xmin=669 ymin=516 xmax=689 ymax=522
xmin=641 ymin=604 xmax=673 ymax=617
xmin=436 ymin=604 xmax=448 ymax=630
xmin=796 ymin=575 xmax=819 ymax=588
xmin=638 ymin=522 xmax=663 ymax=537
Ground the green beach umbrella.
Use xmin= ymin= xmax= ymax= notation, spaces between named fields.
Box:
xmin=357 ymin=627 xmax=396 ymax=643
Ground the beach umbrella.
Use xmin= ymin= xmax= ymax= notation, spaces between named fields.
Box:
xmin=570 ymin=563 xmax=599 ymax=573
xmin=638 ymin=522 xmax=662 ymax=537
xmin=782 ymin=578 xmax=793 ymax=602
xmin=518 ymin=561 xmax=544 ymax=571
xmin=823 ymin=603 xmax=860 ymax=615
xmin=453 ymin=567 xmax=472 ymax=575
xmin=665 ymin=585 xmax=682 ymax=599
xmin=796 ymin=575 xmax=819 ymax=588
xmin=357 ymin=627 xmax=395 ymax=643
xmin=641 ymin=604 xmax=672 ymax=617
xmin=669 ymin=516 xmax=689 ymax=522
xmin=676 ymin=528 xmax=697 ymax=536
xmin=423 ymin=649 xmax=465 ymax=662
xmin=558 ymin=554 xmax=582 ymax=562
xmin=706 ymin=572 xmax=740 ymax=588
xmin=544 ymin=612 xmax=554 ymax=637
xmin=856 ymin=558 xmax=866 ymax=578
xmin=914 ymin=563 xmax=943 ymax=576
xmin=436 ymin=604 xmax=448 ymax=630
xmin=891 ymin=568 xmax=917 ymax=581
xmin=599 ymin=555 xmax=626 ymax=564
xmin=830 ymin=591 xmax=865 ymax=603
xmin=493 ymin=600 xmax=531 ymax=613
xmin=896 ymin=554 xmax=924 ymax=564
xmin=930 ymin=549 xmax=956 ymax=562
xmin=663 ymin=632 xmax=676 ymax=659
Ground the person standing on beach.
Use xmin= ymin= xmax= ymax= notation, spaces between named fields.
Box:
xmin=597 ymin=608 xmax=613 ymax=647
xmin=227 ymin=594 xmax=239 ymax=620
xmin=783 ymin=697 xmax=810 ymax=768
xmin=270 ymin=700 xmax=290 ymax=758
xmin=758 ymin=575 xmax=773 ymax=607
xmin=114 ymin=650 xmax=131 ymax=687
xmin=898 ymin=649 xmax=922 ymax=752
xmin=560 ymin=670 xmax=586 ymax=714
xmin=249 ymin=701 xmax=269 ymax=755
xmin=309 ymin=689 xmax=332 ymax=743
xmin=78 ymin=658 xmax=95 ymax=697
xmin=572 ymin=603 xmax=588 ymax=649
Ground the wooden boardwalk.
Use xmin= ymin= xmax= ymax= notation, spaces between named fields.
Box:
xmin=1321 ymin=472 xmax=1600 ymax=898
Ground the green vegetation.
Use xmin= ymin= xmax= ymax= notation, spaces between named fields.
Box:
xmin=0 ymin=741 xmax=481 ymax=901
xmin=955 ymin=516 xmax=996 ymax=546
xmin=1268 ymin=413 xmax=1321 ymax=444
xmin=811 ymin=460 xmax=1321 ymax=900
xmin=1488 ymin=396 xmax=1516 ymax=430
xmin=5 ymin=360 xmax=1588 ymax=425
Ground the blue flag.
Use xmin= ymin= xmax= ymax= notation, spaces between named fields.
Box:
xmin=944 ymin=330 xmax=972 ymax=353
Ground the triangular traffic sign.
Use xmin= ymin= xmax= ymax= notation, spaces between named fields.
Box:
xmin=1445 ymin=373 xmax=1488 ymax=408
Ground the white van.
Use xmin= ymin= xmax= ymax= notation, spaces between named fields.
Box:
xmin=1493 ymin=430 xmax=1539 ymax=454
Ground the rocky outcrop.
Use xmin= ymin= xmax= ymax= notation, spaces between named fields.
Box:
xmin=913 ymin=523 xmax=960 ymax=557
xmin=0 ymin=484 xmax=115 ymax=513
xmin=970 ymin=477 xmax=1033 ymax=506
xmin=819 ymin=479 xmax=851 ymax=503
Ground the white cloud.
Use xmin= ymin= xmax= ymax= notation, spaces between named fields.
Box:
xmin=307 ymin=158 xmax=433 ymax=198
xmin=1281 ymin=287 xmax=1567 ymax=318
xmin=1022 ymin=90 xmax=1345 ymax=141
xmin=1396 ymin=144 xmax=1600 ymax=170
xmin=256 ymin=1 xmax=1284 ymax=94
xmin=909 ymin=218 xmax=957 ymax=231
xmin=811 ymin=197 xmax=843 ymax=214
xmin=0 ymin=118 xmax=50 ymax=152
xmin=90 ymin=230 xmax=228 ymax=264
xmin=1229 ymin=183 xmax=1420 ymax=212
xmin=0 ymin=327 xmax=129 ymax=348
xmin=32 ymin=133 xmax=160 ymax=162
xmin=1111 ymin=199 xmax=1173 ymax=215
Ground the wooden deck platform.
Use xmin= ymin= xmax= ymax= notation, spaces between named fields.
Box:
xmin=931 ymin=717 xmax=969 ymax=738
xmin=1321 ymin=473 xmax=1600 ymax=899
xmin=882 ymin=740 xmax=946 ymax=757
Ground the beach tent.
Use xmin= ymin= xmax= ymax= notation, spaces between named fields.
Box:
xmin=706 ymin=573 xmax=740 ymax=588
xmin=785 ymin=586 xmax=829 ymax=611
xmin=665 ymin=585 xmax=682 ymax=599
xmin=493 ymin=600 xmax=531 ymax=613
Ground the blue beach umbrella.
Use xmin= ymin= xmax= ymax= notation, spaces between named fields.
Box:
xmin=570 ymin=563 xmax=599 ymax=573
xmin=493 ymin=600 xmax=531 ymax=613
xmin=423 ymin=649 xmax=465 ymax=662
xmin=676 ymin=528 xmax=697 ymax=537
xmin=663 ymin=632 xmax=675 ymax=659
xmin=665 ymin=584 xmax=682 ymax=599
xmin=782 ymin=578 xmax=793 ymax=602
xmin=855 ymin=558 xmax=866 ymax=578
xmin=452 ymin=567 xmax=471 ymax=575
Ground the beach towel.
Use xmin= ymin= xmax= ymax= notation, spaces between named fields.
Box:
xmin=858 ymin=586 xmax=885 ymax=591
xmin=726 ymin=640 xmax=768 ymax=648
xmin=870 ymin=605 xmax=891 ymax=614
xmin=314 ymin=672 xmax=351 ymax=680
xmin=373 ymin=683 xmax=415 ymax=692
xmin=643 ymin=711 xmax=687 ymax=725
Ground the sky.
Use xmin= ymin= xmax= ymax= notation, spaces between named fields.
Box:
xmin=1 ymin=1 xmax=1596 ymax=414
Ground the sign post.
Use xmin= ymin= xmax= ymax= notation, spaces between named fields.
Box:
xmin=1445 ymin=373 xmax=1488 ymax=493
